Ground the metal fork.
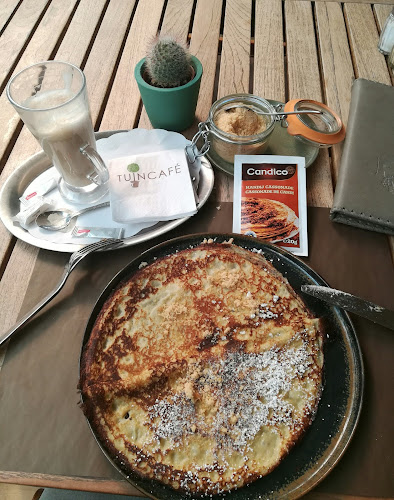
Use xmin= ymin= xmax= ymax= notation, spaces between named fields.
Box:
xmin=0 ymin=238 xmax=123 ymax=347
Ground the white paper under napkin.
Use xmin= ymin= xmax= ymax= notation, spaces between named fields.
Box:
xmin=108 ymin=149 xmax=197 ymax=223
xmin=19 ymin=168 xmax=153 ymax=244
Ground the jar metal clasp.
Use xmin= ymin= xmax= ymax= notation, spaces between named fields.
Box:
xmin=272 ymin=103 xmax=289 ymax=127
xmin=185 ymin=122 xmax=211 ymax=164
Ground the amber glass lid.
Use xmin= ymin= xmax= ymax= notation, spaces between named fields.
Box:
xmin=284 ymin=99 xmax=346 ymax=145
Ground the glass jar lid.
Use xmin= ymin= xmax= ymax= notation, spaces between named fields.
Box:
xmin=283 ymin=99 xmax=345 ymax=146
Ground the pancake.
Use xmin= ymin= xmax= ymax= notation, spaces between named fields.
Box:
xmin=241 ymin=197 xmax=298 ymax=241
xmin=80 ymin=240 xmax=323 ymax=495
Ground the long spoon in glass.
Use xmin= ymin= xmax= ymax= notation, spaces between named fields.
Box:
xmin=223 ymin=104 xmax=322 ymax=117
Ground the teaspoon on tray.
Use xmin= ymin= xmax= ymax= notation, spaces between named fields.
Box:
xmin=35 ymin=201 xmax=110 ymax=231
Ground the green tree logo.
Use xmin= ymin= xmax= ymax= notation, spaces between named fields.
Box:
xmin=127 ymin=163 xmax=139 ymax=172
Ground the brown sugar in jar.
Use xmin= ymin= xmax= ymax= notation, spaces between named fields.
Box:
xmin=205 ymin=94 xmax=276 ymax=169
xmin=214 ymin=107 xmax=268 ymax=136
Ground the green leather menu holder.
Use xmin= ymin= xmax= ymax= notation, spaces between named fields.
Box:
xmin=330 ymin=78 xmax=394 ymax=235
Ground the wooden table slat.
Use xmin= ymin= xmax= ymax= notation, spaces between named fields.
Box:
xmin=189 ymin=0 xmax=223 ymax=123
xmin=345 ymin=3 xmax=392 ymax=84
xmin=99 ymin=0 xmax=166 ymax=131
xmin=213 ymin=0 xmax=253 ymax=202
xmin=0 ymin=0 xmax=22 ymax=34
xmin=315 ymin=0 xmax=393 ymax=3
xmin=285 ymin=0 xmax=333 ymax=208
xmin=0 ymin=240 xmax=38 ymax=357
xmin=217 ymin=0 xmax=252 ymax=97
xmin=82 ymin=0 xmax=138 ymax=127
xmin=54 ymin=0 xmax=107 ymax=68
xmin=286 ymin=0 xmax=322 ymax=101
xmin=254 ymin=0 xmax=285 ymax=102
xmin=0 ymin=128 xmax=40 ymax=269
xmin=374 ymin=3 xmax=394 ymax=31
xmin=0 ymin=470 xmax=388 ymax=500
xmin=158 ymin=0 xmax=195 ymax=41
xmin=315 ymin=2 xmax=355 ymax=184
xmin=0 ymin=0 xmax=49 ymax=91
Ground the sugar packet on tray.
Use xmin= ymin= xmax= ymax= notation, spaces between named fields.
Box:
xmin=233 ymin=155 xmax=308 ymax=256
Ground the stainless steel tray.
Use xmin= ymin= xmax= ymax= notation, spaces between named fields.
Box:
xmin=0 ymin=130 xmax=215 ymax=253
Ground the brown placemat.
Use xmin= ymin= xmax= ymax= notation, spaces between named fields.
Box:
xmin=0 ymin=205 xmax=393 ymax=497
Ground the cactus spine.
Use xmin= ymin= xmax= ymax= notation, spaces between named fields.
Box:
xmin=145 ymin=34 xmax=193 ymax=88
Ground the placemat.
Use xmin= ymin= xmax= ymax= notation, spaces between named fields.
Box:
xmin=0 ymin=205 xmax=393 ymax=498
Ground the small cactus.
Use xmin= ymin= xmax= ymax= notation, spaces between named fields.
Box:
xmin=145 ymin=34 xmax=193 ymax=88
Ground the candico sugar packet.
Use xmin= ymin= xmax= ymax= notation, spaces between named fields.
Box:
xmin=233 ymin=155 xmax=308 ymax=256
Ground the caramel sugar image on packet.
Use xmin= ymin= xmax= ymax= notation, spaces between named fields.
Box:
xmin=233 ymin=155 xmax=308 ymax=256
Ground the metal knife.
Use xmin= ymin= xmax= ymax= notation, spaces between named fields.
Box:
xmin=301 ymin=285 xmax=394 ymax=331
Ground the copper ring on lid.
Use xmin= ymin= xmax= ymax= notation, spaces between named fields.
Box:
xmin=283 ymin=99 xmax=346 ymax=148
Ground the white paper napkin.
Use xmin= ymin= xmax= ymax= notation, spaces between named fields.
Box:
xmin=108 ymin=149 xmax=197 ymax=223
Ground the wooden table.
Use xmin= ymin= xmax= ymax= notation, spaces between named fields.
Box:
xmin=0 ymin=0 xmax=393 ymax=499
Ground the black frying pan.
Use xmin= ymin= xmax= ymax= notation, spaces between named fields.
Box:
xmin=79 ymin=233 xmax=363 ymax=500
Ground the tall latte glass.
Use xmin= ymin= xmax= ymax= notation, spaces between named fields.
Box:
xmin=7 ymin=61 xmax=109 ymax=204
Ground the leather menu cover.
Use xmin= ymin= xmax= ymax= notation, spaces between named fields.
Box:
xmin=330 ymin=78 xmax=394 ymax=235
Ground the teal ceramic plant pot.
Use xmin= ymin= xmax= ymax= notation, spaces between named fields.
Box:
xmin=134 ymin=55 xmax=203 ymax=132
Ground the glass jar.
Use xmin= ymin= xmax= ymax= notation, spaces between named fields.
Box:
xmin=204 ymin=94 xmax=276 ymax=167
xmin=283 ymin=99 xmax=345 ymax=148
xmin=185 ymin=94 xmax=345 ymax=173
xmin=378 ymin=7 xmax=394 ymax=55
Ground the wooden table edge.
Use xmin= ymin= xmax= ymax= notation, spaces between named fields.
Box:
xmin=0 ymin=471 xmax=142 ymax=496
xmin=0 ymin=472 xmax=390 ymax=499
